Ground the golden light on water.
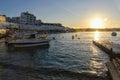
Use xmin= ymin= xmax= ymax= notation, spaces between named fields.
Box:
xmin=94 ymin=31 xmax=99 ymax=41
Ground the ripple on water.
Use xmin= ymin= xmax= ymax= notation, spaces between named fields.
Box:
xmin=0 ymin=32 xmax=111 ymax=80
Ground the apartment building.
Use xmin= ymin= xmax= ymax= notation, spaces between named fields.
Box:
xmin=12 ymin=17 xmax=20 ymax=24
xmin=20 ymin=12 xmax=36 ymax=25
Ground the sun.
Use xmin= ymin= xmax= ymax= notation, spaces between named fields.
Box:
xmin=91 ymin=18 xmax=104 ymax=28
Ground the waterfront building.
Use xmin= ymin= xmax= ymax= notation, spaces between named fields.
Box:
xmin=12 ymin=17 xmax=20 ymax=24
xmin=6 ymin=17 xmax=12 ymax=22
xmin=43 ymin=23 xmax=62 ymax=26
xmin=36 ymin=19 xmax=42 ymax=26
xmin=0 ymin=15 xmax=6 ymax=23
xmin=20 ymin=11 xmax=36 ymax=25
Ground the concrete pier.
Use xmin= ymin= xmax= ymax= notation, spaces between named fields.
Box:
xmin=93 ymin=40 xmax=120 ymax=58
xmin=93 ymin=40 xmax=120 ymax=80
xmin=106 ymin=58 xmax=120 ymax=80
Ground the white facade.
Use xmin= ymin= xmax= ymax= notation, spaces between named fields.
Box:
xmin=20 ymin=12 xmax=36 ymax=25
xmin=36 ymin=20 xmax=42 ymax=26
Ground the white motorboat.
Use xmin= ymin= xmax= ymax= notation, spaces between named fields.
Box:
xmin=6 ymin=29 xmax=50 ymax=48
xmin=7 ymin=38 xmax=50 ymax=48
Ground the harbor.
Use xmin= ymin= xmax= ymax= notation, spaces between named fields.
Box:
xmin=1 ymin=0 xmax=120 ymax=79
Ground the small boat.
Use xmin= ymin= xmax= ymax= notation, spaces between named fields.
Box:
xmin=7 ymin=38 xmax=50 ymax=48
xmin=6 ymin=30 xmax=50 ymax=48
xmin=53 ymin=37 xmax=56 ymax=40
xmin=111 ymin=32 xmax=117 ymax=36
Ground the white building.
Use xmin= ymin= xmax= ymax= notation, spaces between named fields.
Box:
xmin=36 ymin=19 xmax=42 ymax=26
xmin=20 ymin=12 xmax=36 ymax=25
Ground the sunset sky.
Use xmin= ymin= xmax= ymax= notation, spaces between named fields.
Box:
xmin=1 ymin=0 xmax=120 ymax=28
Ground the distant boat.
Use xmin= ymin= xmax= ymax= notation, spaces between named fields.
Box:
xmin=111 ymin=32 xmax=117 ymax=36
xmin=78 ymin=38 xmax=80 ymax=39
xmin=53 ymin=37 xmax=56 ymax=40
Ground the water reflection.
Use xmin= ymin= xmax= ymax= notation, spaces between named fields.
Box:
xmin=94 ymin=31 xmax=100 ymax=40
xmin=3 ymin=46 xmax=50 ymax=67
xmin=0 ymin=32 xmax=110 ymax=80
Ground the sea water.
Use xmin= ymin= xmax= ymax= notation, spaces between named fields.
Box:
xmin=0 ymin=31 xmax=119 ymax=80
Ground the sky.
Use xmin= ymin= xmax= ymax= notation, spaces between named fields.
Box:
xmin=1 ymin=0 xmax=120 ymax=28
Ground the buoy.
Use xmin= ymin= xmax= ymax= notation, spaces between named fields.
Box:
xmin=75 ymin=34 xmax=77 ymax=37
xmin=72 ymin=35 xmax=74 ymax=39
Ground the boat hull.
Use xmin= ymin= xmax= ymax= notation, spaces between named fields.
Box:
xmin=7 ymin=39 xmax=50 ymax=48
